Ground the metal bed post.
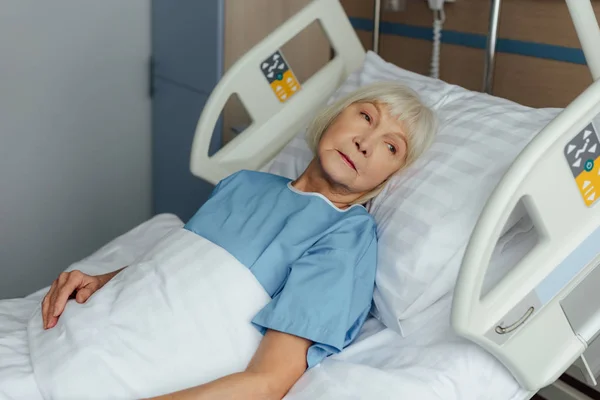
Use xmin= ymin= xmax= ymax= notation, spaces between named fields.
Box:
xmin=565 ymin=0 xmax=600 ymax=82
xmin=373 ymin=0 xmax=381 ymax=53
xmin=483 ymin=0 xmax=502 ymax=94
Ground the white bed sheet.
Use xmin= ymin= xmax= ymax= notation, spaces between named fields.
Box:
xmin=0 ymin=214 xmax=532 ymax=400
xmin=0 ymin=298 xmax=43 ymax=400
xmin=288 ymin=313 xmax=532 ymax=400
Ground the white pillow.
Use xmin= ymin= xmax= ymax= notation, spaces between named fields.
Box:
xmin=266 ymin=51 xmax=559 ymax=336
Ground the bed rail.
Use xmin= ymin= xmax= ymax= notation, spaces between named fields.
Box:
xmin=452 ymin=0 xmax=600 ymax=391
xmin=189 ymin=0 xmax=365 ymax=185
xmin=566 ymin=0 xmax=600 ymax=81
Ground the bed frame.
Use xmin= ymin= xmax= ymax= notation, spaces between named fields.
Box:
xmin=189 ymin=0 xmax=600 ymax=397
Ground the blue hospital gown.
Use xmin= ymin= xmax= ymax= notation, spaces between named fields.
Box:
xmin=184 ymin=170 xmax=377 ymax=367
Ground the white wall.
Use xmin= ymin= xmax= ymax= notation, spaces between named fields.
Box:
xmin=0 ymin=1 xmax=151 ymax=299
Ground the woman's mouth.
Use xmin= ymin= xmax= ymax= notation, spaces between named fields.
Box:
xmin=337 ymin=150 xmax=356 ymax=171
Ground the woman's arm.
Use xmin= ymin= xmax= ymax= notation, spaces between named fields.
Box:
xmin=150 ymin=330 xmax=311 ymax=400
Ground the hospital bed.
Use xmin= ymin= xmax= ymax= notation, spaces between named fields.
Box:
xmin=1 ymin=0 xmax=599 ymax=399
xmin=188 ymin=0 xmax=600 ymax=398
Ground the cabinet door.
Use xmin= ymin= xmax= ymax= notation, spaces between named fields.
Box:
xmin=152 ymin=0 xmax=223 ymax=94
xmin=152 ymin=78 xmax=215 ymax=221
xmin=152 ymin=0 xmax=223 ymax=219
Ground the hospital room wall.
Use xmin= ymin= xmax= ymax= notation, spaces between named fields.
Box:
xmin=0 ymin=1 xmax=152 ymax=299
xmin=340 ymin=0 xmax=600 ymax=109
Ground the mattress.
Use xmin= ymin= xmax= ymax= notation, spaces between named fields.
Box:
xmin=286 ymin=312 xmax=532 ymax=400
xmin=0 ymin=214 xmax=533 ymax=400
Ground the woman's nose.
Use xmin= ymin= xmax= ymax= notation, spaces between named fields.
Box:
xmin=354 ymin=140 xmax=368 ymax=156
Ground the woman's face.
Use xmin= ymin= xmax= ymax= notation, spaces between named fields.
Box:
xmin=317 ymin=102 xmax=407 ymax=194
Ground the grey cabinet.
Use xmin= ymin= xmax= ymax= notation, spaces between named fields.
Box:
xmin=151 ymin=0 xmax=223 ymax=221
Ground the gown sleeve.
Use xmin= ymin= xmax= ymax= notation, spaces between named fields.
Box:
xmin=251 ymin=213 xmax=378 ymax=368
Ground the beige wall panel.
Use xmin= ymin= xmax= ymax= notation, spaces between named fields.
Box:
xmin=368 ymin=33 xmax=592 ymax=108
xmin=341 ymin=0 xmax=600 ymax=48
xmin=224 ymin=0 xmax=314 ymax=70
xmin=340 ymin=0 xmax=596 ymax=108
xmin=493 ymin=53 xmax=592 ymax=108
xmin=380 ymin=34 xmax=590 ymax=108
xmin=224 ymin=0 xmax=330 ymax=77
xmin=280 ymin=21 xmax=331 ymax=84
xmin=439 ymin=44 xmax=485 ymax=92
xmin=384 ymin=0 xmax=490 ymax=36
xmin=357 ymin=29 xmax=373 ymax=52
xmin=341 ymin=0 xmax=490 ymax=35
xmin=499 ymin=0 xmax=600 ymax=48
xmin=379 ymin=35 xmax=431 ymax=76
xmin=379 ymin=35 xmax=484 ymax=92
xmin=340 ymin=0 xmax=372 ymax=20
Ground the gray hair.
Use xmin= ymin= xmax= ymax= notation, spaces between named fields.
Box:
xmin=306 ymin=81 xmax=438 ymax=204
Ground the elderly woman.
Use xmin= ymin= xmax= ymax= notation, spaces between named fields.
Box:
xmin=41 ymin=82 xmax=437 ymax=399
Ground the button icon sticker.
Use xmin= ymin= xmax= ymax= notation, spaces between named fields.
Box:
xmin=564 ymin=123 xmax=600 ymax=207
xmin=260 ymin=50 xmax=301 ymax=103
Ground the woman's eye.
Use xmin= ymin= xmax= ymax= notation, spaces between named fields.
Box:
xmin=387 ymin=143 xmax=397 ymax=154
xmin=360 ymin=112 xmax=371 ymax=123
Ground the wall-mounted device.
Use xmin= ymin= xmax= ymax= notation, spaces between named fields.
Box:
xmin=427 ymin=0 xmax=446 ymax=79
xmin=377 ymin=0 xmax=455 ymax=79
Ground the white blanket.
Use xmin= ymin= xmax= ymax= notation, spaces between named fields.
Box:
xmin=27 ymin=228 xmax=271 ymax=400
xmin=0 ymin=214 xmax=531 ymax=400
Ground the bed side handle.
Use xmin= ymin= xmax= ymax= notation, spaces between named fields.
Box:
xmin=189 ymin=0 xmax=365 ymax=185
xmin=494 ymin=306 xmax=534 ymax=335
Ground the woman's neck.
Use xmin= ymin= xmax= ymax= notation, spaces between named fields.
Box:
xmin=292 ymin=160 xmax=363 ymax=209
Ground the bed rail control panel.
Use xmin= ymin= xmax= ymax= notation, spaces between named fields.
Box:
xmin=260 ymin=50 xmax=301 ymax=103
xmin=564 ymin=122 xmax=600 ymax=207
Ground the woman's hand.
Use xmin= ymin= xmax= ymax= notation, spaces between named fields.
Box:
xmin=42 ymin=268 xmax=123 ymax=330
